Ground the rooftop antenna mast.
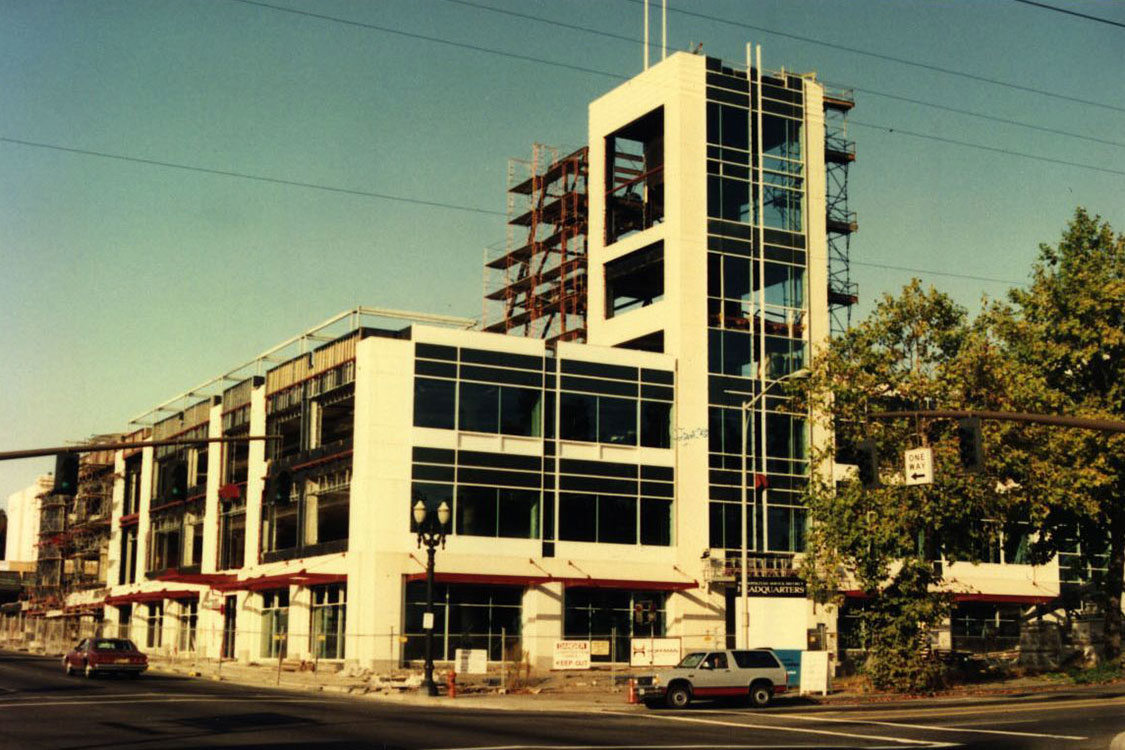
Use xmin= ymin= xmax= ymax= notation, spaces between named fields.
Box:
xmin=643 ymin=0 xmax=668 ymax=70
xmin=643 ymin=0 xmax=649 ymax=70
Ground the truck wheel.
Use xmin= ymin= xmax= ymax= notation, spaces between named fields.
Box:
xmin=666 ymin=684 xmax=691 ymax=709
xmin=749 ymin=680 xmax=772 ymax=707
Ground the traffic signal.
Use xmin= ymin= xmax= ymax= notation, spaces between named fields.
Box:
xmin=52 ymin=453 xmax=80 ymax=496
xmin=855 ymin=439 xmax=880 ymax=489
xmin=169 ymin=460 xmax=188 ymax=499
xmin=264 ymin=469 xmax=294 ymax=504
xmin=957 ymin=417 xmax=984 ymax=473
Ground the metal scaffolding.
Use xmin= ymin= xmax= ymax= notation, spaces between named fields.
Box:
xmin=823 ymin=86 xmax=858 ymax=337
xmin=33 ymin=444 xmax=117 ymax=611
xmin=483 ymin=144 xmax=588 ymax=345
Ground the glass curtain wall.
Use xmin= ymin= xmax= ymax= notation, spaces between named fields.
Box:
xmin=704 ymin=59 xmax=809 ymax=556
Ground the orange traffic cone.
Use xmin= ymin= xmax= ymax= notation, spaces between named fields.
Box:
xmin=447 ymin=668 xmax=457 ymax=698
xmin=627 ymin=678 xmax=637 ymax=704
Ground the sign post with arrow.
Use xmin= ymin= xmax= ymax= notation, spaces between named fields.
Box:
xmin=904 ymin=447 xmax=933 ymax=486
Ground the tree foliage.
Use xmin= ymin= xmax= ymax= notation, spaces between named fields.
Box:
xmin=799 ymin=208 xmax=1125 ymax=689
xmin=993 ymin=208 xmax=1125 ymax=661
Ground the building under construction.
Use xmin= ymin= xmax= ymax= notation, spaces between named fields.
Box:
xmin=483 ymin=145 xmax=589 ymax=345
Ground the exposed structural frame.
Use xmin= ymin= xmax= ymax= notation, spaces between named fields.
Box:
xmin=823 ymin=86 xmax=858 ymax=337
xmin=129 ymin=306 xmax=476 ymax=426
xmin=483 ymin=145 xmax=589 ymax=345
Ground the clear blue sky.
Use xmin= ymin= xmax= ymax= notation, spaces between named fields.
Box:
xmin=2 ymin=0 xmax=1123 ymax=505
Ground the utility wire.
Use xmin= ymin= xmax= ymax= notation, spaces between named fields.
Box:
xmin=0 ymin=133 xmax=1071 ymax=290
xmin=0 ymin=136 xmax=1043 ymax=291
xmin=619 ymin=0 xmax=1125 ymax=114
xmin=853 ymin=261 xmax=1026 ymax=287
xmin=228 ymin=0 xmax=622 ymax=80
xmin=843 ymin=86 xmax=1125 ymax=149
xmin=1011 ymin=0 xmax=1125 ymax=29
xmin=441 ymin=0 xmax=1123 ymax=148
xmin=848 ymin=121 xmax=1125 ymax=177
xmin=225 ymin=0 xmax=1125 ymax=172
xmin=0 ymin=136 xmax=506 ymax=217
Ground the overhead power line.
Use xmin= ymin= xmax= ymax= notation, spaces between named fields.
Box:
xmin=1011 ymin=0 xmax=1125 ymax=29
xmin=225 ymin=0 xmax=1125 ymax=169
xmin=1 ymin=136 xmax=1050 ymax=290
xmin=228 ymin=0 xmax=622 ymax=80
xmin=620 ymin=0 xmax=1125 ymax=114
xmin=848 ymin=122 xmax=1125 ymax=177
xmin=441 ymin=0 xmax=1122 ymax=148
xmin=0 ymin=136 xmax=506 ymax=217
xmin=853 ymin=261 xmax=1025 ymax=287
xmin=844 ymin=86 xmax=1125 ymax=149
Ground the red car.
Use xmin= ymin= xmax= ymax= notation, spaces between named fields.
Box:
xmin=63 ymin=637 xmax=148 ymax=678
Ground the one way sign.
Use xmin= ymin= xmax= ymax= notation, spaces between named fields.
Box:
xmin=904 ymin=447 xmax=933 ymax=486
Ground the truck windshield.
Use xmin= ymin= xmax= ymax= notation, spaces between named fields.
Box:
xmin=676 ymin=652 xmax=705 ymax=668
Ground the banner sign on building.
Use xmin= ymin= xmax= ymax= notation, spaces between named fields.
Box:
xmin=629 ymin=637 xmax=682 ymax=667
xmin=455 ymin=648 xmax=488 ymax=675
xmin=743 ymin=577 xmax=807 ymax=597
xmin=552 ymin=640 xmax=591 ymax=670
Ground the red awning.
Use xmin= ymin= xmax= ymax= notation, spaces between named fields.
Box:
xmin=155 ymin=570 xmax=238 ymax=586
xmin=844 ymin=590 xmax=1056 ymax=606
xmin=952 ymin=593 xmax=1056 ymax=605
xmin=105 ymin=589 xmax=199 ymax=606
xmin=404 ymin=572 xmax=697 ymax=591
xmin=213 ymin=570 xmax=346 ymax=592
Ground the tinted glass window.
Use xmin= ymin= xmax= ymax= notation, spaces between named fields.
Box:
xmin=459 ymin=382 xmax=500 ymax=433
xmin=560 ymin=392 xmax=596 ymax=442
xmin=640 ymin=498 xmax=672 ymax=546
xmin=558 ymin=493 xmax=596 ymax=542
xmin=732 ymin=649 xmax=781 ymax=668
xmin=414 ymin=378 xmax=455 ymax=429
xmin=598 ymin=397 xmax=637 ymax=445
xmin=640 ymin=401 xmax=671 ymax=448
xmin=500 ymin=387 xmax=541 ymax=436
xmin=457 ymin=485 xmax=498 ymax=537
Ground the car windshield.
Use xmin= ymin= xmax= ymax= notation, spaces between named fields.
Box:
xmin=676 ymin=652 xmax=706 ymax=668
xmin=92 ymin=639 xmax=136 ymax=652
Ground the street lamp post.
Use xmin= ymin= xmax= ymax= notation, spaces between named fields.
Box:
xmin=413 ymin=499 xmax=451 ymax=696
xmin=727 ymin=368 xmax=807 ymax=649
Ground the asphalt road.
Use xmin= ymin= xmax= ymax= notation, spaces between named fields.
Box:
xmin=3 ymin=649 xmax=1125 ymax=749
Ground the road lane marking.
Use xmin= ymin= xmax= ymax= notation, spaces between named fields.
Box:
xmin=603 ymin=710 xmax=947 ymax=746
xmin=0 ymin=696 xmax=338 ymax=709
xmin=431 ymin=745 xmax=959 ymax=750
xmin=735 ymin=711 xmax=1086 ymax=742
xmin=815 ymin=694 xmax=1125 ymax=721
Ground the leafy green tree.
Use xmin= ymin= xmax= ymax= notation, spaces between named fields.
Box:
xmin=994 ymin=208 xmax=1125 ymax=662
xmin=798 ymin=281 xmax=1022 ymax=690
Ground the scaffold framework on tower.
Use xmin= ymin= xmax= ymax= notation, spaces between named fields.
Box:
xmin=823 ymin=86 xmax=858 ymax=337
xmin=483 ymin=144 xmax=589 ymax=345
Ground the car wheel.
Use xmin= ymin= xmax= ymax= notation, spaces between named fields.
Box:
xmin=665 ymin=684 xmax=691 ymax=709
xmin=127 ymin=671 xmax=140 ymax=679
xmin=84 ymin=663 xmax=95 ymax=679
xmin=63 ymin=659 xmax=73 ymax=676
xmin=749 ymin=680 xmax=772 ymax=707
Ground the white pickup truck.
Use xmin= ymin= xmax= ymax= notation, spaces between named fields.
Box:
xmin=637 ymin=648 xmax=789 ymax=708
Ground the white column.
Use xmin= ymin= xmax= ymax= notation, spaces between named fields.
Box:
xmin=201 ymin=400 xmax=223 ymax=573
xmin=135 ymin=447 xmax=154 ymax=583
xmin=522 ymin=582 xmax=564 ymax=670
xmin=105 ymin=451 xmax=126 ymax=588
xmin=244 ymin=385 xmax=267 ymax=569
